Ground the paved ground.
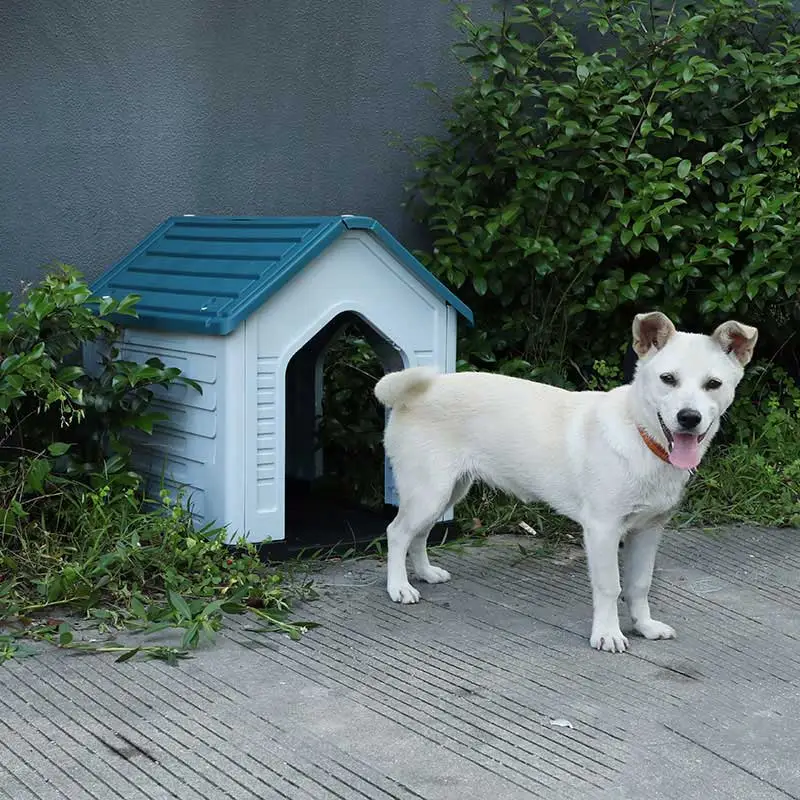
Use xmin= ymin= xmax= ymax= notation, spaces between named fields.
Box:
xmin=2 ymin=525 xmax=800 ymax=800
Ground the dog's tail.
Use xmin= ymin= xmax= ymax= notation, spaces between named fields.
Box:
xmin=374 ymin=367 xmax=438 ymax=409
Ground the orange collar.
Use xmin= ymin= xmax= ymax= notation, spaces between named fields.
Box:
xmin=637 ymin=426 xmax=672 ymax=465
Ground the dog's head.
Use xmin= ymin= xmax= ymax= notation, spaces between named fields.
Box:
xmin=631 ymin=311 xmax=758 ymax=471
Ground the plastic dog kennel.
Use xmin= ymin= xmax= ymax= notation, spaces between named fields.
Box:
xmin=89 ymin=214 xmax=473 ymax=546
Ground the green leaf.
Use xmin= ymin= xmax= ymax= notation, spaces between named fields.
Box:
xmin=491 ymin=53 xmax=509 ymax=70
xmin=473 ymin=276 xmax=488 ymax=296
xmin=677 ymin=159 xmax=691 ymax=179
xmin=56 ymin=366 xmax=84 ymax=383
xmin=115 ymin=647 xmax=141 ymax=663
xmin=98 ymin=296 xmax=116 ymax=315
xmin=25 ymin=459 xmax=52 ymax=493
xmin=58 ymin=624 xmax=73 ymax=646
xmin=557 ymin=84 xmax=577 ymax=100
xmin=500 ymin=204 xmax=521 ymax=225
xmin=104 ymin=454 xmax=126 ymax=474
xmin=168 ymin=591 xmax=192 ymax=621
xmin=131 ymin=596 xmax=148 ymax=619
xmin=181 ymin=621 xmax=202 ymax=649
xmin=47 ymin=442 xmax=71 ymax=456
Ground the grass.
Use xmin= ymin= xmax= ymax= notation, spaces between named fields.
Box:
xmin=680 ymin=446 xmax=800 ymax=528
xmin=0 ymin=476 xmax=317 ymax=666
xmin=454 ymin=486 xmax=580 ymax=549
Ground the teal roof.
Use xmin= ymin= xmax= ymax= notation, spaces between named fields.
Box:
xmin=91 ymin=215 xmax=473 ymax=335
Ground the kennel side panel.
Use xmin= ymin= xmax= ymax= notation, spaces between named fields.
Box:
xmin=106 ymin=329 xmax=234 ymax=531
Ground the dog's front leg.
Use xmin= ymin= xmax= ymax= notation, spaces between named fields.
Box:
xmin=583 ymin=523 xmax=628 ymax=652
xmin=624 ymin=524 xmax=676 ymax=641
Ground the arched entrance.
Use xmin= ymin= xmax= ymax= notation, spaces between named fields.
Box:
xmin=283 ymin=311 xmax=404 ymax=551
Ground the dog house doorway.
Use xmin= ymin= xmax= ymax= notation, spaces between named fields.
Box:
xmin=283 ymin=311 xmax=403 ymax=552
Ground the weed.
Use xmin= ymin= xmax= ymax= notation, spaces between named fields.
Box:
xmin=0 ymin=483 xmax=316 ymax=663
xmin=0 ymin=268 xmax=315 ymax=665
xmin=455 ymin=486 xmax=579 ymax=546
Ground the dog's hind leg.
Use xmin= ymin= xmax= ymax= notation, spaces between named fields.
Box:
xmin=386 ymin=474 xmax=462 ymax=604
xmin=385 ymin=511 xmax=419 ymax=603
xmin=624 ymin=521 xmax=676 ymax=641
xmin=407 ymin=476 xmax=472 ymax=585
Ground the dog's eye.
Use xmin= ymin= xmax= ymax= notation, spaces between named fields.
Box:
xmin=704 ymin=378 xmax=722 ymax=390
xmin=659 ymin=373 xmax=677 ymax=386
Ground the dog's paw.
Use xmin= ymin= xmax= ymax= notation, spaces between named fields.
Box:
xmin=635 ymin=619 xmax=676 ymax=640
xmin=388 ymin=582 xmax=421 ymax=604
xmin=417 ymin=565 xmax=451 ymax=584
xmin=590 ymin=628 xmax=629 ymax=653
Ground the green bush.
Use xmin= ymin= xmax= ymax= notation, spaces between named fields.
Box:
xmin=409 ymin=0 xmax=800 ymax=380
xmin=0 ymin=268 xmax=312 ymax=664
xmin=0 ymin=264 xmax=198 ymax=473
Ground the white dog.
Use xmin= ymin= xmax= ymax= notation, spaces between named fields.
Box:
xmin=374 ymin=312 xmax=757 ymax=652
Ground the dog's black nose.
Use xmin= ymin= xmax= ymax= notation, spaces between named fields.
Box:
xmin=677 ymin=408 xmax=702 ymax=430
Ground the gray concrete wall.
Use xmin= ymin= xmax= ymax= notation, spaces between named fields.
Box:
xmin=1 ymin=0 xmax=497 ymax=292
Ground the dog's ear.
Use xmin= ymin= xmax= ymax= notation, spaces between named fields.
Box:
xmin=632 ymin=312 xmax=677 ymax=357
xmin=711 ymin=320 xmax=758 ymax=366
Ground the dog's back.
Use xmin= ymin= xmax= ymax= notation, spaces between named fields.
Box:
xmin=376 ymin=368 xmax=611 ymax=516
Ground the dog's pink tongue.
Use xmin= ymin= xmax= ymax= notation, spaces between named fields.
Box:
xmin=669 ymin=433 xmax=701 ymax=470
